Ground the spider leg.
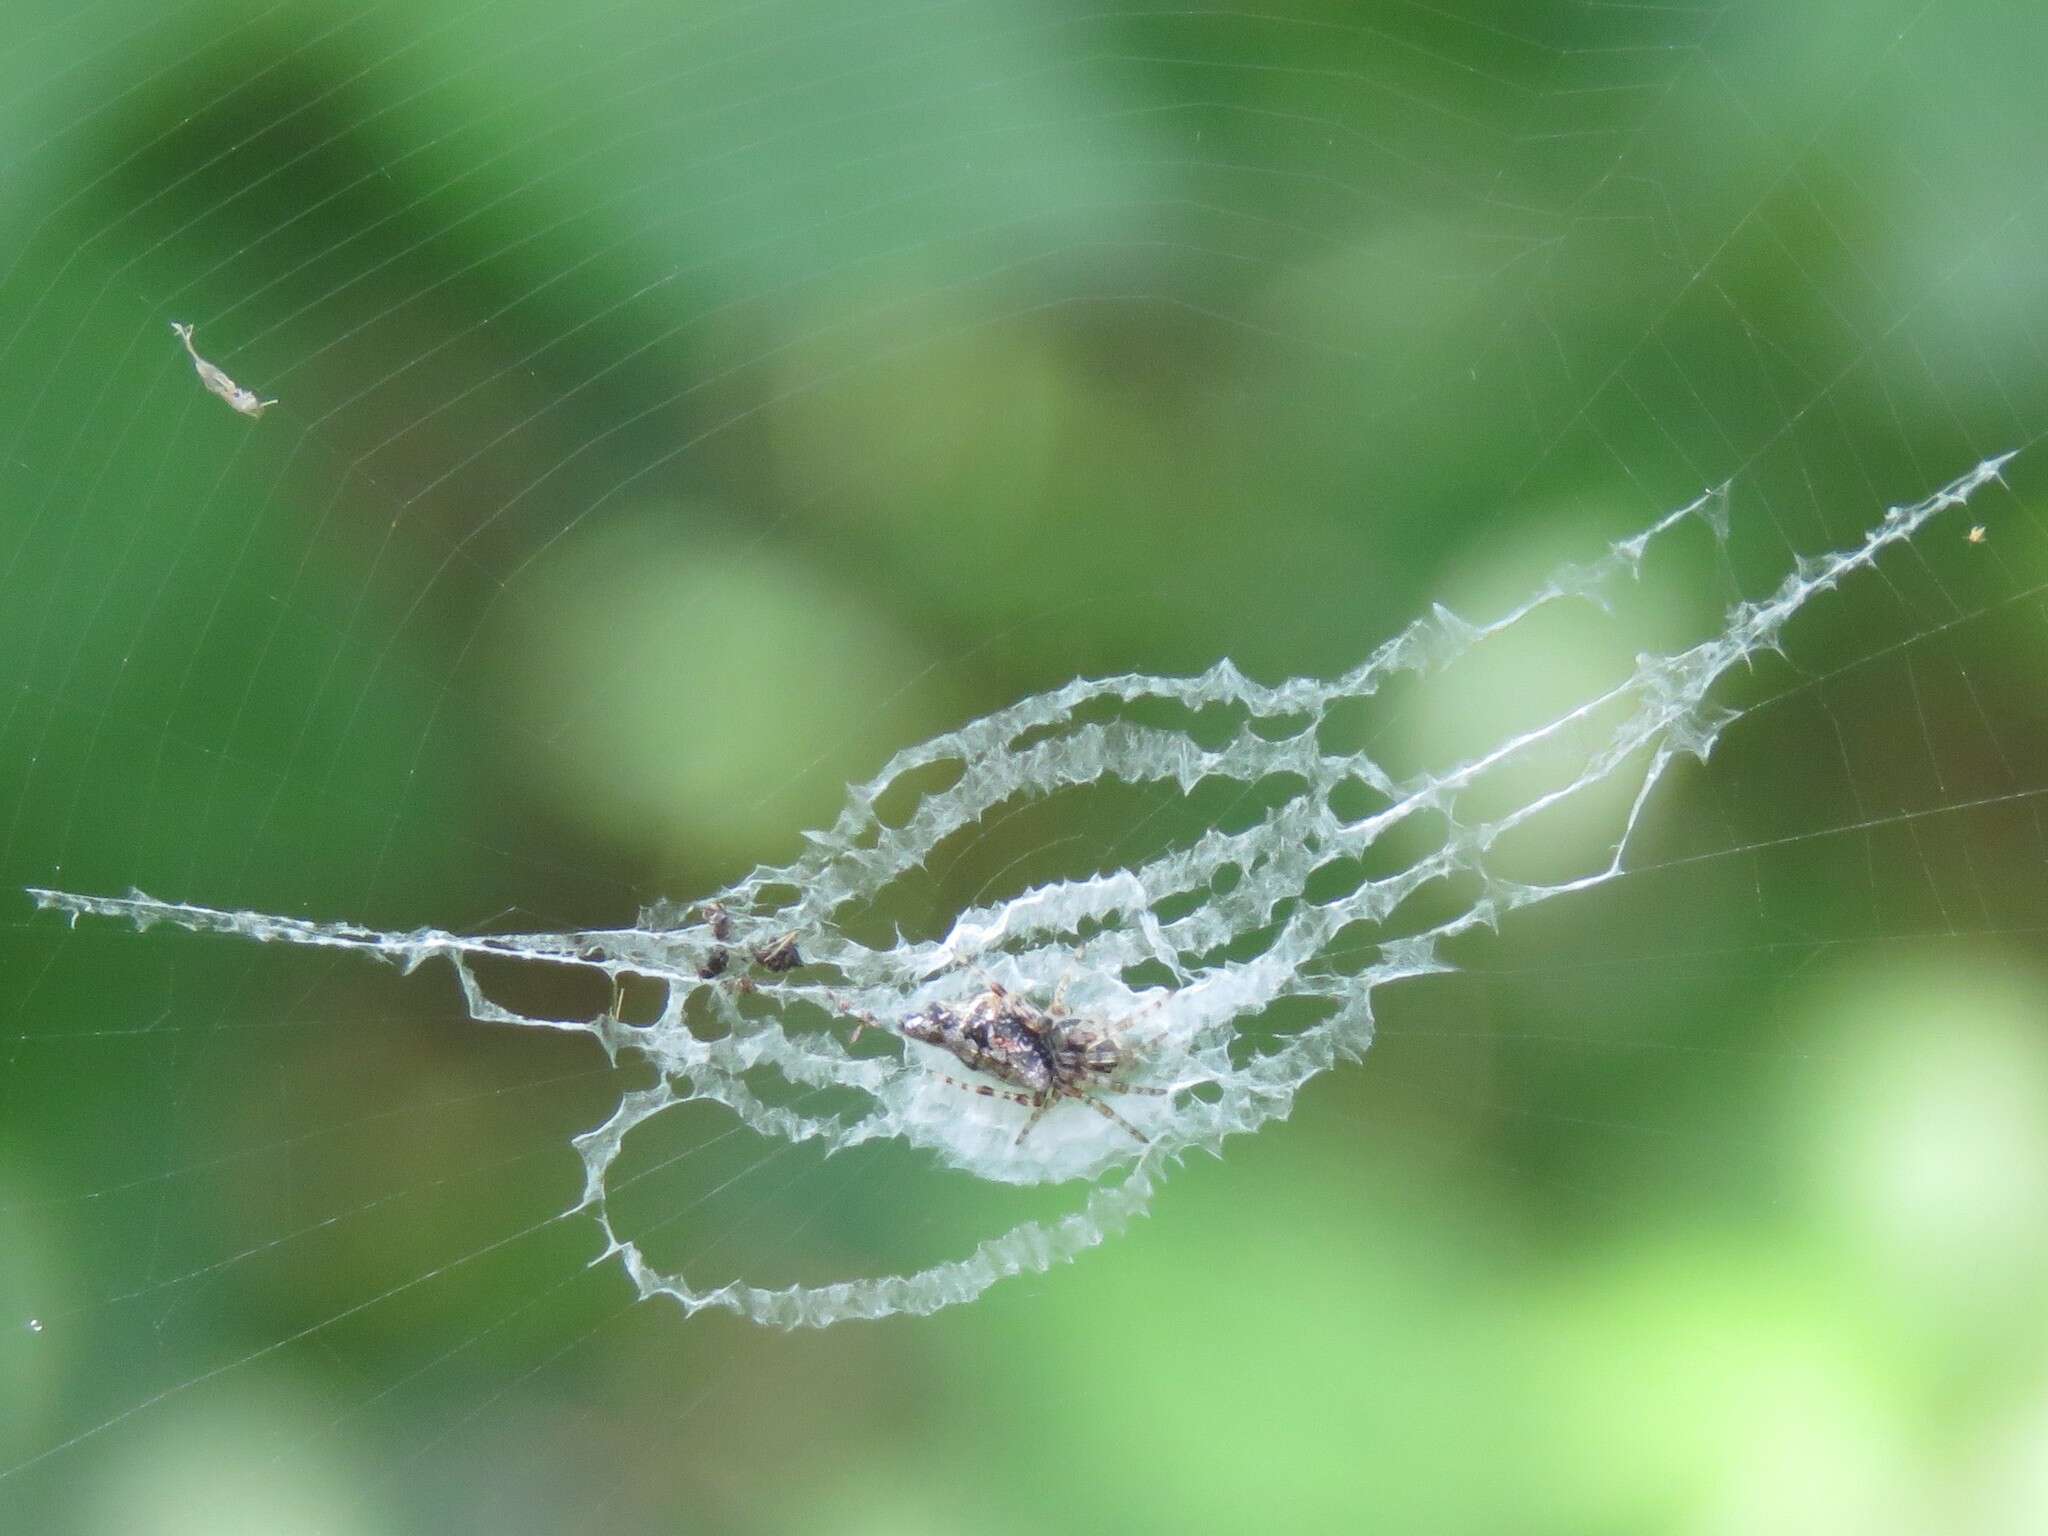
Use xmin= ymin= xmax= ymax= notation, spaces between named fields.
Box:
xmin=1106 ymin=988 xmax=1201 ymax=1079
xmin=924 ymin=953 xmax=1011 ymax=998
xmin=1013 ymin=1091 xmax=1059 ymax=1145
xmin=826 ymin=989 xmax=890 ymax=1046
xmin=1071 ymin=1090 xmax=1151 ymax=1146
xmin=1112 ymin=1005 xmax=1173 ymax=1048
xmin=934 ymin=1073 xmax=1040 ymax=1110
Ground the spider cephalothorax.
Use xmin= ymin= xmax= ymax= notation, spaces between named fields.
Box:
xmin=856 ymin=977 xmax=1165 ymax=1145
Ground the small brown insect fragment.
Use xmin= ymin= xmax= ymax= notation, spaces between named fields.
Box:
xmin=697 ymin=947 xmax=730 ymax=980
xmin=699 ymin=902 xmax=734 ymax=942
xmin=752 ymin=933 xmax=803 ymax=973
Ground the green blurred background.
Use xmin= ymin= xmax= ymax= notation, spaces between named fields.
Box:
xmin=4 ymin=0 xmax=2048 ymax=1531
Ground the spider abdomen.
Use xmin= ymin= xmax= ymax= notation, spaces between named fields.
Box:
xmin=901 ymin=1000 xmax=1056 ymax=1097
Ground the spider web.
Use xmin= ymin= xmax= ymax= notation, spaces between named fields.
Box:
xmin=5 ymin=1 xmax=2048 ymax=1531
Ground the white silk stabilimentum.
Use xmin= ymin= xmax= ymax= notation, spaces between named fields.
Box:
xmin=30 ymin=453 xmax=2016 ymax=1327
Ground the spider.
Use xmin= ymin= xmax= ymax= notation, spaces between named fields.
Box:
xmin=846 ymin=974 xmax=1167 ymax=1146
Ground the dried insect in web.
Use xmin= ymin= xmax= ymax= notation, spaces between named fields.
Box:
xmin=752 ymin=932 xmax=803 ymax=973
xmin=169 ymin=321 xmax=277 ymax=419
xmin=689 ymin=902 xmax=801 ymax=986
xmin=586 ymin=907 xmax=805 ymax=1037
xmin=696 ymin=902 xmax=734 ymax=979
xmin=843 ymin=967 xmax=1172 ymax=1146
